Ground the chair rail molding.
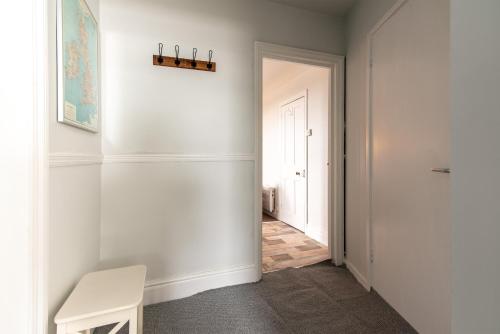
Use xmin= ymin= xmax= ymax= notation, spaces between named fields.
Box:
xmin=50 ymin=153 xmax=256 ymax=167
xmin=49 ymin=153 xmax=104 ymax=167
xmin=103 ymin=153 xmax=256 ymax=164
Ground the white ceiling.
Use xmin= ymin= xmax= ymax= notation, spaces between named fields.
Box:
xmin=267 ymin=0 xmax=357 ymax=17
xmin=263 ymin=58 xmax=318 ymax=88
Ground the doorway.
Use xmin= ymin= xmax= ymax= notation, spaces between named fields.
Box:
xmin=255 ymin=42 xmax=345 ymax=276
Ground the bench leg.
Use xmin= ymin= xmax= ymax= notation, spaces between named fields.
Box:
xmin=129 ymin=308 xmax=138 ymax=334
xmin=138 ymin=302 xmax=143 ymax=334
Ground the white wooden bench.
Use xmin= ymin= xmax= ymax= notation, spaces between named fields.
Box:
xmin=55 ymin=265 xmax=147 ymax=334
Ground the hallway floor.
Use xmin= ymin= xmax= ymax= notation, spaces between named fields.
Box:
xmin=95 ymin=261 xmax=416 ymax=333
xmin=262 ymin=214 xmax=330 ymax=273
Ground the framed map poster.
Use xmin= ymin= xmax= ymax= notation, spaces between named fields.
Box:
xmin=57 ymin=0 xmax=99 ymax=132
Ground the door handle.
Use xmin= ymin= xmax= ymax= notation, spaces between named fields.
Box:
xmin=296 ymin=170 xmax=306 ymax=177
xmin=431 ymin=168 xmax=450 ymax=174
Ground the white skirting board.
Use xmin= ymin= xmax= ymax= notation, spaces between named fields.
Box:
xmin=263 ymin=210 xmax=279 ymax=220
xmin=143 ymin=265 xmax=258 ymax=306
xmin=344 ymin=258 xmax=370 ymax=291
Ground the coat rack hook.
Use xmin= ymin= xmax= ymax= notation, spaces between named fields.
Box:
xmin=191 ymin=48 xmax=198 ymax=67
xmin=152 ymin=45 xmax=216 ymax=72
xmin=175 ymin=45 xmax=181 ymax=65
xmin=158 ymin=43 xmax=164 ymax=63
xmin=207 ymin=50 xmax=214 ymax=69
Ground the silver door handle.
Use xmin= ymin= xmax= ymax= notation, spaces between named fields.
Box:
xmin=431 ymin=168 xmax=450 ymax=174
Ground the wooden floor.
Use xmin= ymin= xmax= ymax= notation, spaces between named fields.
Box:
xmin=262 ymin=214 xmax=330 ymax=273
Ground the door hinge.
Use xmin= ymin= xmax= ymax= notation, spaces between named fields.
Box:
xmin=370 ymin=249 xmax=374 ymax=263
xmin=306 ymin=129 xmax=313 ymax=137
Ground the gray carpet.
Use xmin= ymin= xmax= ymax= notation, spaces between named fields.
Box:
xmin=95 ymin=261 xmax=416 ymax=333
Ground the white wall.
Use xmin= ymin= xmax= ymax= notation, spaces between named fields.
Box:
xmin=344 ymin=0 xmax=398 ymax=286
xmin=47 ymin=0 xmax=102 ymax=332
xmin=263 ymin=60 xmax=330 ymax=245
xmin=451 ymin=0 xmax=500 ymax=332
xmin=99 ymin=0 xmax=345 ymax=300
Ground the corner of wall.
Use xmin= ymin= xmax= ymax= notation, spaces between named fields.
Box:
xmin=47 ymin=0 xmax=102 ymax=332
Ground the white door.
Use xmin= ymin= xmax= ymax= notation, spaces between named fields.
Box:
xmin=280 ymin=97 xmax=307 ymax=232
xmin=370 ymin=1 xmax=450 ymax=333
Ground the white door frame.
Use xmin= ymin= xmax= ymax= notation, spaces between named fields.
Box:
xmin=2 ymin=0 xmax=49 ymax=333
xmin=254 ymin=42 xmax=345 ymax=279
xmin=33 ymin=0 xmax=50 ymax=332
xmin=365 ymin=0 xmax=410 ymax=289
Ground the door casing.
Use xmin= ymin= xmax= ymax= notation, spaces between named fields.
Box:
xmin=255 ymin=42 xmax=345 ymax=279
xmin=366 ymin=0 xmax=411 ymax=291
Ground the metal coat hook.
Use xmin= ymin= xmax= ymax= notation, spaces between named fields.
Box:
xmin=191 ymin=48 xmax=198 ymax=67
xmin=207 ymin=50 xmax=214 ymax=69
xmin=153 ymin=44 xmax=216 ymax=72
xmin=158 ymin=43 xmax=164 ymax=63
xmin=175 ymin=45 xmax=180 ymax=65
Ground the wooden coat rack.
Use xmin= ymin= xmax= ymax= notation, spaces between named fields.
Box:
xmin=153 ymin=44 xmax=216 ymax=72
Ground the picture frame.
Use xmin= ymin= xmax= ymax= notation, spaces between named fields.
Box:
xmin=57 ymin=0 xmax=99 ymax=133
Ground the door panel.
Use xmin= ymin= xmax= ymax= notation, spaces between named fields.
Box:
xmin=371 ymin=1 xmax=450 ymax=333
xmin=280 ymin=97 xmax=306 ymax=232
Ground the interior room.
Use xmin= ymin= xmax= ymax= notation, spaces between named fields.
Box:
xmin=262 ymin=59 xmax=331 ymax=273
xmin=3 ymin=0 xmax=500 ymax=333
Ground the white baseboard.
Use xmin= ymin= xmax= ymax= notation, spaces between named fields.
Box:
xmin=305 ymin=228 xmax=328 ymax=247
xmin=344 ymin=258 xmax=370 ymax=291
xmin=263 ymin=209 xmax=278 ymax=220
xmin=143 ymin=265 xmax=258 ymax=306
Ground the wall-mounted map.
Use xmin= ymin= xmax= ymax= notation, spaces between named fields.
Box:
xmin=57 ymin=0 xmax=99 ymax=132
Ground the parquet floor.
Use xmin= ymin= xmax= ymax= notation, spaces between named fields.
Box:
xmin=262 ymin=214 xmax=330 ymax=273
